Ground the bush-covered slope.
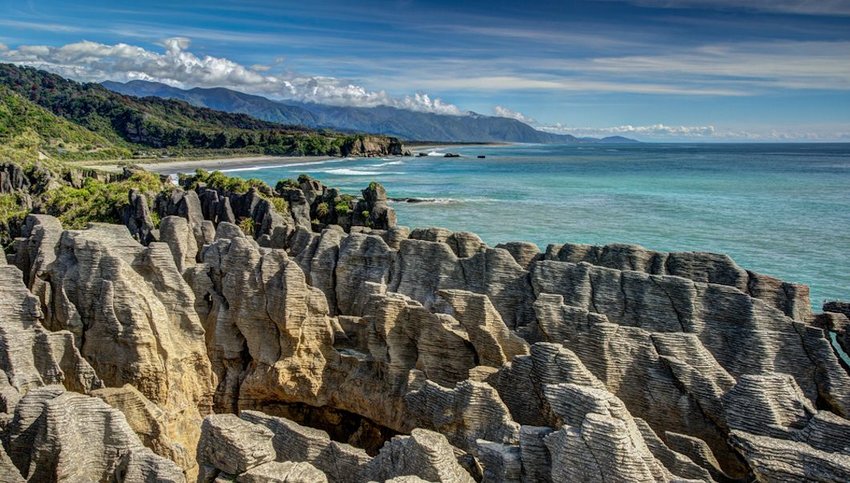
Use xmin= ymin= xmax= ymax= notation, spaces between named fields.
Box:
xmin=0 ymin=85 xmax=131 ymax=162
xmin=0 ymin=64 xmax=405 ymax=157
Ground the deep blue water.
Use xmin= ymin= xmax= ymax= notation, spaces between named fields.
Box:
xmin=224 ymin=143 xmax=850 ymax=307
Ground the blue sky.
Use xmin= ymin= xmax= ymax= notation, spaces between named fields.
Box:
xmin=1 ymin=0 xmax=849 ymax=140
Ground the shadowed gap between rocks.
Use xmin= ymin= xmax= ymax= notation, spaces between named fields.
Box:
xmin=236 ymin=401 xmax=399 ymax=456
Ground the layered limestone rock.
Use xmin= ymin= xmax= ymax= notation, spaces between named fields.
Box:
xmin=160 ymin=215 xmax=199 ymax=273
xmin=340 ymin=135 xmax=406 ymax=157
xmin=240 ymin=410 xmax=370 ymax=482
xmin=0 ymin=263 xmax=102 ymax=409
xmin=197 ymin=411 xmax=473 ymax=483
xmin=821 ymin=302 xmax=850 ymax=355
xmin=123 ymin=189 xmax=156 ymax=243
xmin=523 ymin=290 xmax=847 ymax=477
xmin=10 ymin=214 xmax=64 ymax=330
xmin=544 ymin=241 xmax=811 ymax=319
xmin=388 ymin=236 xmax=535 ymax=328
xmin=6 ymin=386 xmax=184 ymax=482
xmin=197 ymin=414 xmax=277 ymax=480
xmin=362 ymin=429 xmax=475 ymax=483
xmin=93 ymin=384 xmax=193 ymax=471
xmin=485 ymin=342 xmax=712 ymax=482
xmin=158 ymin=177 xmax=400 ymax=254
xmin=192 ymin=228 xmax=528 ymax=442
xmin=6 ymin=169 xmax=850 ymax=482
xmin=186 ymin=216 xmax=850 ymax=481
xmin=529 ymin=260 xmax=850 ymax=417
xmin=193 ymin=234 xmax=342 ymax=415
xmin=157 ymin=187 xmax=215 ymax=250
xmin=405 ymin=379 xmax=520 ymax=450
xmin=10 ymin=216 xmax=215 ymax=476
xmin=723 ymin=373 xmax=850 ymax=481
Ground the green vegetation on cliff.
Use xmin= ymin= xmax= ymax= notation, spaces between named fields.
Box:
xmin=0 ymin=85 xmax=131 ymax=162
xmin=188 ymin=168 xmax=268 ymax=195
xmin=0 ymin=161 xmax=168 ymax=245
xmin=44 ymin=170 xmax=164 ymax=229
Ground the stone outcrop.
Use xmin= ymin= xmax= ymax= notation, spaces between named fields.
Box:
xmin=197 ymin=410 xmax=472 ymax=483
xmin=9 ymin=216 xmax=215 ymax=477
xmin=724 ymin=374 xmax=850 ymax=481
xmin=122 ymin=188 xmax=156 ymax=243
xmin=544 ymin=241 xmax=811 ymax=320
xmin=0 ymin=163 xmax=29 ymax=194
xmin=4 ymin=172 xmax=850 ymax=482
xmin=340 ymin=135 xmax=406 ymax=157
xmin=158 ymin=177 xmax=400 ymax=255
xmin=0 ymin=265 xmax=185 ymax=482
xmin=529 ymin=261 xmax=850 ymax=415
xmin=197 ymin=414 xmax=277 ymax=480
xmin=0 ymin=263 xmax=102 ymax=409
xmin=822 ymin=301 xmax=850 ymax=355
xmin=240 ymin=410 xmax=370 ymax=482
xmin=6 ymin=386 xmax=184 ymax=482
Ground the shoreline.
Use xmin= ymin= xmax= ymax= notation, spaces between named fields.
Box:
xmin=78 ymin=155 xmax=337 ymax=175
xmin=77 ymin=142 xmax=508 ymax=175
xmin=138 ymin=155 xmax=338 ymax=175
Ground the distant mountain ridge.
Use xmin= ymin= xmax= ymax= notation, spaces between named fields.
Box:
xmin=102 ymin=80 xmax=638 ymax=144
xmin=0 ymin=64 xmax=405 ymax=158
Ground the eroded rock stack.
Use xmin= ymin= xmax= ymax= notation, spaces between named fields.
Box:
xmin=2 ymin=174 xmax=849 ymax=482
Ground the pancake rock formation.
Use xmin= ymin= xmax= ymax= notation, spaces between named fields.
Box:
xmin=1 ymin=174 xmax=849 ymax=482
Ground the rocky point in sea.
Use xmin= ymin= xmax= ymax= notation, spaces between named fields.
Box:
xmin=0 ymin=163 xmax=849 ymax=482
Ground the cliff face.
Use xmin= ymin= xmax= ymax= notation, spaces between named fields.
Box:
xmin=340 ymin=135 xmax=408 ymax=157
xmin=1 ymin=173 xmax=849 ymax=482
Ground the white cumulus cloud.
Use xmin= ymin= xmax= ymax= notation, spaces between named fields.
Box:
xmin=492 ymin=105 xmax=537 ymax=124
xmin=0 ymin=37 xmax=465 ymax=115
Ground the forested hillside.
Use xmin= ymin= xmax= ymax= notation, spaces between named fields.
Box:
xmin=0 ymin=64 xmax=404 ymax=158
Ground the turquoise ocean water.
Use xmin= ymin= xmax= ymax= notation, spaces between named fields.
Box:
xmin=224 ymin=143 xmax=850 ymax=307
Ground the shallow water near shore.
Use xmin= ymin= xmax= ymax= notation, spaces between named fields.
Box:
xmin=229 ymin=143 xmax=850 ymax=307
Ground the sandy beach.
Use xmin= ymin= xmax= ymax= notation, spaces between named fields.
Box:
xmin=77 ymin=144 xmax=491 ymax=175
xmin=138 ymin=155 xmax=339 ymax=175
xmin=76 ymin=155 xmax=337 ymax=175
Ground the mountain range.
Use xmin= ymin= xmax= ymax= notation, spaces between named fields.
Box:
xmin=102 ymin=80 xmax=637 ymax=144
xmin=0 ymin=63 xmax=403 ymax=160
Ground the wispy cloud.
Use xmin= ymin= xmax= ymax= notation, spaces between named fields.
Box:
xmin=581 ymin=41 xmax=850 ymax=91
xmin=539 ymin=123 xmax=850 ymax=141
xmin=618 ymin=0 xmax=850 ymax=16
xmin=412 ymin=75 xmax=745 ymax=96
xmin=540 ymin=123 xmax=717 ymax=137
xmin=0 ymin=37 xmax=465 ymax=115
xmin=0 ymin=19 xmax=89 ymax=33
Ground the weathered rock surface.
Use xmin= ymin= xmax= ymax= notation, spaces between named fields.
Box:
xmin=123 ymin=188 xmax=156 ymax=243
xmin=0 ymin=163 xmax=29 ymax=194
xmin=362 ymin=429 xmax=475 ymax=483
xmin=545 ymin=241 xmax=811 ymax=319
xmin=160 ymin=215 xmax=199 ymax=273
xmin=10 ymin=216 xmax=215 ymax=476
xmin=529 ymin=260 xmax=850 ymax=417
xmin=6 ymin=386 xmax=184 ymax=482
xmin=198 ymin=414 xmax=276 ymax=479
xmin=0 ymin=264 xmax=102 ymax=410
xmin=240 ymin=410 xmax=369 ymax=482
xmin=197 ymin=411 xmax=471 ymax=482
xmin=236 ymin=461 xmax=328 ymax=483
xmin=93 ymin=383 xmax=193 ymax=471
xmin=5 ymin=173 xmax=850 ymax=482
